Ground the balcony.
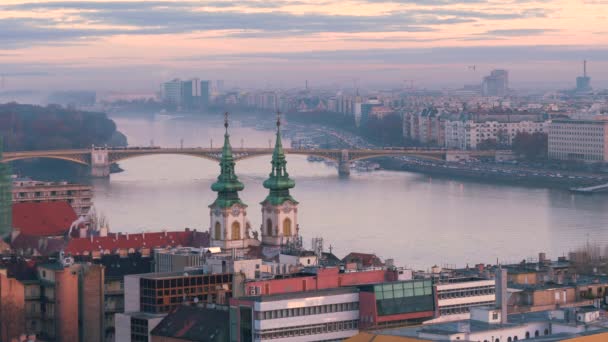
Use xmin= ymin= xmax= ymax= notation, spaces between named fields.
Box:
xmin=104 ymin=304 xmax=124 ymax=313
xmin=104 ymin=289 xmax=124 ymax=296
xmin=25 ymin=294 xmax=41 ymax=300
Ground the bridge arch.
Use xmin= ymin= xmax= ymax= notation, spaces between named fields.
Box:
xmin=109 ymin=153 xmax=221 ymax=164
xmin=349 ymin=153 xmax=445 ymax=162
xmin=234 ymin=151 xmax=340 ymax=162
xmin=2 ymin=155 xmax=90 ymax=166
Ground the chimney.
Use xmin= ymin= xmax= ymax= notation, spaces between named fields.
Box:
xmin=496 ymin=268 xmax=508 ymax=324
xmin=126 ymin=233 xmax=129 ymax=240
xmin=539 ymin=252 xmax=547 ymax=264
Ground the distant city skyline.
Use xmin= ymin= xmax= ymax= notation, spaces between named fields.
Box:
xmin=0 ymin=0 xmax=607 ymax=91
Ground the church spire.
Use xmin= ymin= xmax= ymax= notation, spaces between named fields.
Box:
xmin=210 ymin=112 xmax=245 ymax=208
xmin=262 ymin=111 xmax=297 ymax=205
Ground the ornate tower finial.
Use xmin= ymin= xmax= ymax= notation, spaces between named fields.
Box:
xmin=276 ymin=110 xmax=281 ymax=129
xmin=224 ymin=112 xmax=229 ymax=133
xmin=210 ymin=112 xmax=245 ymax=209
xmin=262 ymin=113 xmax=296 ymax=206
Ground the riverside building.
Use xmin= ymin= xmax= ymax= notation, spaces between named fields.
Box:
xmin=548 ymin=118 xmax=608 ymax=162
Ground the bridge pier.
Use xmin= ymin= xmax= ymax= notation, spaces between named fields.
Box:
xmin=91 ymin=147 xmax=110 ymax=177
xmin=338 ymin=150 xmax=350 ymax=177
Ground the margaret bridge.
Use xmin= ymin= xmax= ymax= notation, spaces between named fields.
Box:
xmin=1 ymin=147 xmax=497 ymax=177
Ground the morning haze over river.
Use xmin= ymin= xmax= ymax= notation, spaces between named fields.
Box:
xmin=83 ymin=113 xmax=608 ymax=269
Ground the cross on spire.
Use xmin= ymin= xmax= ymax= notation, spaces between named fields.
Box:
xmin=276 ymin=110 xmax=281 ymax=129
xmin=224 ymin=112 xmax=229 ymax=134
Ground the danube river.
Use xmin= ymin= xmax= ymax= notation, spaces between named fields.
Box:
xmin=90 ymin=114 xmax=608 ymax=269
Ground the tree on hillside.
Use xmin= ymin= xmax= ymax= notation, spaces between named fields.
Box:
xmin=0 ymin=103 xmax=126 ymax=151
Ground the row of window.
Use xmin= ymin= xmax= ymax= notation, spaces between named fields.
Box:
xmin=130 ymin=318 xmax=149 ymax=342
xmin=482 ymin=329 xmax=548 ymax=342
xmin=141 ymin=293 xmax=223 ymax=313
xmin=437 ymin=285 xmax=495 ymax=299
xmin=139 ymin=274 xmax=232 ymax=288
xmin=256 ymin=302 xmax=359 ymax=320
xmin=549 ymin=152 xmax=603 ymax=161
xmin=439 ymin=301 xmax=495 ymax=315
xmin=141 ymin=284 xmax=230 ymax=298
xmin=255 ymin=320 xmax=359 ymax=340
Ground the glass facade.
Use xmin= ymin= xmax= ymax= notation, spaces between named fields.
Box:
xmin=367 ymin=280 xmax=434 ymax=316
xmin=139 ymin=273 xmax=232 ymax=313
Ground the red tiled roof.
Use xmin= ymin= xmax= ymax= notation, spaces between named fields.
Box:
xmin=64 ymin=230 xmax=210 ymax=255
xmin=12 ymin=202 xmax=77 ymax=237
xmin=342 ymin=252 xmax=384 ymax=267
xmin=11 ymin=235 xmax=67 ymax=256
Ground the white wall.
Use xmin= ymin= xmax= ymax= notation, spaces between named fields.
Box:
xmin=114 ymin=313 xmax=131 ymax=342
xmin=124 ymin=274 xmax=141 ymax=312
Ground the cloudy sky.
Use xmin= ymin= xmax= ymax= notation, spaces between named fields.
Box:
xmin=0 ymin=0 xmax=606 ymax=92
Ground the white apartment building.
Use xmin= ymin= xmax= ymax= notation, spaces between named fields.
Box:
xmin=445 ymin=120 xmax=549 ymax=150
xmin=432 ymin=277 xmax=496 ymax=322
xmin=232 ymin=287 xmax=360 ymax=341
xmin=548 ymin=118 xmax=608 ymax=162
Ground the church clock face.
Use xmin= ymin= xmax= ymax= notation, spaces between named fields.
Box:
xmin=214 ymin=208 xmax=221 ymax=216
xmin=232 ymin=206 xmax=240 ymax=216
xmin=282 ymin=203 xmax=292 ymax=213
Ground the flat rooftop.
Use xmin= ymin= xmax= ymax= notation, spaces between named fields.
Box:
xmin=240 ymin=287 xmax=358 ymax=303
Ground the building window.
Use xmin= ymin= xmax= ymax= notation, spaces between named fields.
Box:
xmin=283 ymin=218 xmax=292 ymax=236
xmin=266 ymin=219 xmax=273 ymax=236
xmin=214 ymin=222 xmax=221 ymax=240
xmin=231 ymin=222 xmax=241 ymax=240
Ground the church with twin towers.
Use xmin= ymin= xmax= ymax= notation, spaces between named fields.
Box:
xmin=208 ymin=113 xmax=301 ymax=253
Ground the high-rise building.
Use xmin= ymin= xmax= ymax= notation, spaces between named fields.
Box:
xmin=200 ymin=80 xmax=210 ymax=109
xmin=161 ymin=79 xmax=183 ymax=106
xmin=161 ymin=78 xmax=210 ymax=111
xmin=576 ymin=60 xmax=592 ymax=92
xmin=481 ymin=69 xmax=509 ymax=97
xmin=215 ymin=80 xmax=224 ymax=93
xmin=180 ymin=78 xmax=201 ymax=111
xmin=0 ymin=136 xmax=11 ymax=238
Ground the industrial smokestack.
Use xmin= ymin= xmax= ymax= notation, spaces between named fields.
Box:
xmin=496 ymin=268 xmax=508 ymax=324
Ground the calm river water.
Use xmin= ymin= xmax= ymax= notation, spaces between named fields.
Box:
xmin=89 ymin=114 xmax=608 ymax=269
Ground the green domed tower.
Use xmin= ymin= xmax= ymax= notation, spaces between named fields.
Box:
xmin=209 ymin=113 xmax=250 ymax=249
xmin=261 ymin=113 xmax=299 ymax=247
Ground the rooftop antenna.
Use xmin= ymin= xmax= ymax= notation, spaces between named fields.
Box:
xmin=584 ymin=60 xmax=587 ymax=78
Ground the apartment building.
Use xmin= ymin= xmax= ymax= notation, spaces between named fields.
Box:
xmin=11 ymin=178 xmax=93 ymax=216
xmin=445 ymin=119 xmax=549 ymax=150
xmin=0 ymin=258 xmax=105 ymax=342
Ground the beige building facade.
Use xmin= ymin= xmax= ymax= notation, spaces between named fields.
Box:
xmin=549 ymin=119 xmax=608 ymax=162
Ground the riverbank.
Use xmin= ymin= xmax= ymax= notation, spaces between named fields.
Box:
xmin=376 ymin=157 xmax=607 ymax=190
